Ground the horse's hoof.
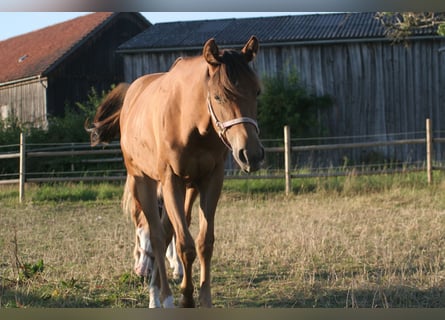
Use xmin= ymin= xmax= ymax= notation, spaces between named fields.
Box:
xmin=199 ymin=298 xmax=212 ymax=308
xmin=179 ymin=294 xmax=195 ymax=308
xmin=162 ymin=295 xmax=175 ymax=308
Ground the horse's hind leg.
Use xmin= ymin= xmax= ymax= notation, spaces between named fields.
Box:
xmin=133 ymin=176 xmax=174 ymax=308
xmin=123 ymin=175 xmax=162 ymax=307
xmin=123 ymin=175 xmax=154 ymax=279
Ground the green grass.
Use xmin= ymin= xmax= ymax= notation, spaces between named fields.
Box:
xmin=224 ymin=170 xmax=435 ymax=195
xmin=0 ymin=170 xmax=439 ymax=204
xmin=0 ymin=182 xmax=124 ymax=205
xmin=1 ymin=172 xmax=445 ymax=308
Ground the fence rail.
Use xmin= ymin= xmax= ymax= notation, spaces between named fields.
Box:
xmin=0 ymin=118 xmax=440 ymax=201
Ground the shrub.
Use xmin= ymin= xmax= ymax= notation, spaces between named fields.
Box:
xmin=258 ymin=70 xmax=332 ymax=140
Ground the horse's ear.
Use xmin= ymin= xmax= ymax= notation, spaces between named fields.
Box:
xmin=203 ymin=38 xmax=222 ymax=66
xmin=241 ymin=36 xmax=259 ymax=62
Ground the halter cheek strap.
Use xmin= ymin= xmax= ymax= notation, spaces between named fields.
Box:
xmin=207 ymin=93 xmax=259 ymax=150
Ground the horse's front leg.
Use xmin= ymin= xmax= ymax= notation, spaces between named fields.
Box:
xmin=161 ymin=171 xmax=197 ymax=307
xmin=196 ymin=167 xmax=224 ymax=307
xmin=148 ymin=201 xmax=177 ymax=308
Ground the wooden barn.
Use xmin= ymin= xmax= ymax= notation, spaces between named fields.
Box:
xmin=118 ymin=12 xmax=445 ymax=163
xmin=0 ymin=12 xmax=150 ymax=128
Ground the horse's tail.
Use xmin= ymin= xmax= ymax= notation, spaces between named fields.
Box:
xmin=85 ymin=82 xmax=130 ymax=146
xmin=122 ymin=174 xmax=164 ymax=220
xmin=122 ymin=175 xmax=163 ymax=226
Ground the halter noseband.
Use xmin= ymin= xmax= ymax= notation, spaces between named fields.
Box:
xmin=206 ymin=93 xmax=259 ymax=150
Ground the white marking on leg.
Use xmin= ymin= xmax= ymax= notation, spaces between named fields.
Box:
xmin=148 ymin=250 xmax=175 ymax=308
xmin=149 ymin=286 xmax=161 ymax=308
xmin=148 ymin=289 xmax=160 ymax=308
xmin=166 ymin=237 xmax=175 ymax=267
xmin=162 ymin=295 xmax=175 ymax=308
xmin=135 ymin=227 xmax=154 ymax=277
xmin=166 ymin=235 xmax=183 ymax=280
xmin=148 ymin=262 xmax=161 ymax=308
xmin=148 ymin=262 xmax=162 ymax=308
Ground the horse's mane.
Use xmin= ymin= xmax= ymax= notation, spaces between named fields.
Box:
xmin=216 ymin=49 xmax=260 ymax=99
xmin=169 ymin=57 xmax=183 ymax=71
xmin=169 ymin=51 xmax=260 ymax=99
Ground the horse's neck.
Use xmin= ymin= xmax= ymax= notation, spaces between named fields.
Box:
xmin=169 ymin=57 xmax=209 ymax=109
xmin=162 ymin=58 xmax=211 ymax=137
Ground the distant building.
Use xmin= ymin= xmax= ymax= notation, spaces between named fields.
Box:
xmin=0 ymin=12 xmax=150 ymax=128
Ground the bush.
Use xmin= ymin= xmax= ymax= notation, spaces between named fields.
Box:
xmin=38 ymin=86 xmax=111 ymax=144
xmin=0 ymin=118 xmax=22 ymax=146
xmin=258 ymin=70 xmax=332 ymax=140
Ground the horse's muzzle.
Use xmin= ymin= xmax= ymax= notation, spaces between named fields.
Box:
xmin=234 ymin=145 xmax=264 ymax=173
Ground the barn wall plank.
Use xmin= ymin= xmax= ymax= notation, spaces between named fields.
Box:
xmin=0 ymin=79 xmax=48 ymax=128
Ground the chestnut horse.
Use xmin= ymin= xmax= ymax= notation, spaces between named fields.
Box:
xmin=87 ymin=36 xmax=264 ymax=307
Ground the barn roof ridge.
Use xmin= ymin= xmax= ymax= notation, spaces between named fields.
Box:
xmin=0 ymin=12 xmax=149 ymax=85
xmin=118 ymin=12 xmax=441 ymax=52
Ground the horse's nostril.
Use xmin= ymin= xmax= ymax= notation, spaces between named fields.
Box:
xmin=238 ymin=149 xmax=248 ymax=164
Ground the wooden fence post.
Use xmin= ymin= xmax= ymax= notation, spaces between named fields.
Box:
xmin=19 ymin=132 xmax=26 ymax=203
xmin=284 ymin=125 xmax=292 ymax=196
xmin=426 ymin=118 xmax=433 ymax=185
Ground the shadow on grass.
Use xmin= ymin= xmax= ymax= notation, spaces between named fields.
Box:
xmin=217 ymin=286 xmax=445 ymax=308
xmin=2 ymin=282 xmax=445 ymax=308
xmin=0 ymin=274 xmax=149 ymax=308
xmin=211 ymin=272 xmax=445 ymax=308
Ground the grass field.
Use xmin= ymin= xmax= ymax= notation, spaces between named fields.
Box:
xmin=1 ymin=173 xmax=445 ymax=308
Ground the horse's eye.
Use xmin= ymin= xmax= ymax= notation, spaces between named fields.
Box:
xmin=214 ymin=95 xmax=221 ymax=102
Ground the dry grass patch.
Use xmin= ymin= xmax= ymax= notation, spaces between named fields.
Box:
xmin=1 ymin=184 xmax=445 ymax=307
xmin=210 ymin=190 xmax=445 ymax=307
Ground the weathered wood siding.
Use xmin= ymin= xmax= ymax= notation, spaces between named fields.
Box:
xmin=0 ymin=78 xmax=48 ymax=128
xmin=122 ymin=50 xmax=200 ymax=81
xmin=258 ymin=39 xmax=445 ymax=162
xmin=47 ymin=16 xmax=148 ymax=117
xmin=122 ymin=37 xmax=445 ymax=162
xmin=259 ymin=39 xmax=445 ymax=140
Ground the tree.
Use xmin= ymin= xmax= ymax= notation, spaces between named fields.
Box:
xmin=375 ymin=12 xmax=445 ymax=42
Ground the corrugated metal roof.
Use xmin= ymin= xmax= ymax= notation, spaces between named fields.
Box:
xmin=119 ymin=12 xmax=385 ymax=51
xmin=119 ymin=12 xmax=440 ymax=52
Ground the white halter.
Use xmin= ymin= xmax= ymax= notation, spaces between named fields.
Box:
xmin=206 ymin=93 xmax=259 ymax=150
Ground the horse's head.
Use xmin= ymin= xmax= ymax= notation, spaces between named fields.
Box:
xmin=203 ymin=36 xmax=264 ymax=173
